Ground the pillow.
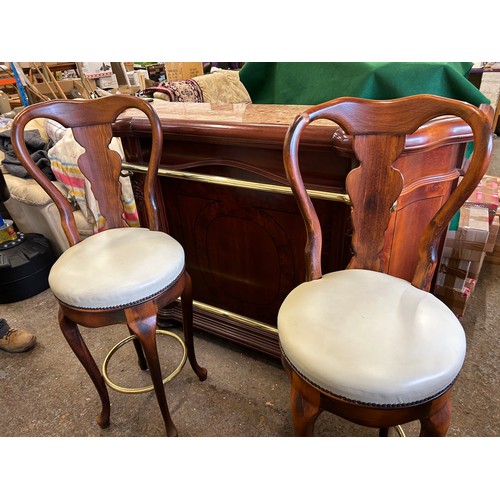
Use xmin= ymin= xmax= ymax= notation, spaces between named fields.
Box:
xmin=193 ymin=70 xmax=252 ymax=104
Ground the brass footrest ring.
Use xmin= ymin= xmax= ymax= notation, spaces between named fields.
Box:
xmin=395 ymin=425 xmax=406 ymax=437
xmin=102 ymin=329 xmax=187 ymax=394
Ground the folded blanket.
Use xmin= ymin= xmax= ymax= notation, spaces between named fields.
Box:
xmin=143 ymin=78 xmax=204 ymax=102
xmin=0 ymin=129 xmax=55 ymax=180
xmin=48 ymin=128 xmax=139 ymax=232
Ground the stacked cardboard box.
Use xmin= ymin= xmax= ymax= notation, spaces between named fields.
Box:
xmin=482 ymin=176 xmax=500 ymax=264
xmin=464 ymin=175 xmax=499 ymax=224
xmin=164 ymin=62 xmax=204 ymax=82
xmin=434 ymin=175 xmax=499 ymax=316
xmin=485 ymin=203 xmax=500 ymax=265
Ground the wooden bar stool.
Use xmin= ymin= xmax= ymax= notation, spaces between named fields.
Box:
xmin=11 ymin=95 xmax=207 ymax=436
xmin=278 ymin=95 xmax=493 ymax=436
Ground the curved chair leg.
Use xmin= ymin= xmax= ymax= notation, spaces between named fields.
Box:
xmin=58 ymin=309 xmax=111 ymax=429
xmin=290 ymin=376 xmax=322 ymax=437
xmin=125 ymin=304 xmax=178 ymax=437
xmin=181 ymin=272 xmax=208 ymax=381
xmin=419 ymin=393 xmax=452 ymax=437
xmin=127 ymin=326 xmax=148 ymax=371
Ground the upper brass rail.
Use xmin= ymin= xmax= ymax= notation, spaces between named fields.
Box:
xmin=121 ymin=162 xmax=352 ymax=205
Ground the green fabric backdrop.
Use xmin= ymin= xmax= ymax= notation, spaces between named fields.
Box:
xmin=239 ymin=62 xmax=489 ymax=106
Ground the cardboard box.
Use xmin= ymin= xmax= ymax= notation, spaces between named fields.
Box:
xmin=485 ymin=242 xmax=500 ymax=264
xmin=436 ymin=257 xmax=471 ymax=292
xmin=81 ymin=62 xmax=113 ymax=79
xmin=435 ymin=277 xmax=476 ymax=318
xmin=465 ymin=175 xmax=499 ymax=225
xmin=468 ymin=252 xmax=486 ymax=280
xmin=97 ymin=74 xmax=118 ymax=89
xmin=485 ymin=210 xmax=500 ymax=264
xmin=442 ymin=206 xmax=490 ymax=261
xmin=30 ymin=78 xmax=96 ymax=98
xmin=165 ymin=62 xmax=204 ymax=82
xmin=485 ymin=214 xmax=500 ymax=253
xmin=126 ymin=71 xmax=138 ymax=86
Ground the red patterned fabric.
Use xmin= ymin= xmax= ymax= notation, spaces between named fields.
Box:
xmin=142 ymin=79 xmax=204 ymax=102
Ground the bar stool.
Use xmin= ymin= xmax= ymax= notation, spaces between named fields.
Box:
xmin=278 ymin=95 xmax=493 ymax=436
xmin=11 ymin=95 xmax=207 ymax=436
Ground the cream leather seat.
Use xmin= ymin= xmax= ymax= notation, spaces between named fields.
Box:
xmin=49 ymin=227 xmax=185 ymax=309
xmin=279 ymin=269 xmax=466 ymax=406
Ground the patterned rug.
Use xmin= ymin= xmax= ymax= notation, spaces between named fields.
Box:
xmin=142 ymin=79 xmax=204 ymax=102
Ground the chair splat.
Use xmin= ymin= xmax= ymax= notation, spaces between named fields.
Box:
xmin=346 ymin=134 xmax=405 ymax=271
xmin=72 ymin=125 xmax=127 ymax=229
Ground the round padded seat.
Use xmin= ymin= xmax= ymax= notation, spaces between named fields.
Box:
xmin=49 ymin=227 xmax=185 ymax=309
xmin=277 ymin=269 xmax=466 ymax=406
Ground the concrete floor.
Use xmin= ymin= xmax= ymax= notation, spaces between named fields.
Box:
xmin=1 ymin=139 xmax=499 ymax=440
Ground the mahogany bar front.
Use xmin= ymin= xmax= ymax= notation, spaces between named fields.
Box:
xmin=114 ymin=101 xmax=473 ymax=358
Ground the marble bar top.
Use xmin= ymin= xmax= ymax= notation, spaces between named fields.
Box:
xmin=120 ymin=100 xmax=334 ymax=127
xmin=117 ymin=99 xmax=474 ymax=152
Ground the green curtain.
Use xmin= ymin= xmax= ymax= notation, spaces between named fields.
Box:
xmin=239 ymin=62 xmax=489 ymax=106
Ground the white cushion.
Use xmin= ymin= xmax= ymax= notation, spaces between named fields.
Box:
xmin=277 ymin=269 xmax=466 ymax=406
xmin=49 ymin=227 xmax=185 ymax=309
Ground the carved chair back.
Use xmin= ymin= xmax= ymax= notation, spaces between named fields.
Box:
xmin=11 ymin=95 xmax=163 ymax=246
xmin=283 ymin=95 xmax=493 ymax=291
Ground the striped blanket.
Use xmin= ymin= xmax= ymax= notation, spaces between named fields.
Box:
xmin=48 ymin=127 xmax=139 ymax=232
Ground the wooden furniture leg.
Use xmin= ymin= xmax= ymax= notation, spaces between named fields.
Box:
xmin=419 ymin=394 xmax=453 ymax=437
xmin=58 ymin=309 xmax=111 ymax=429
xmin=290 ymin=376 xmax=322 ymax=437
xmin=125 ymin=304 xmax=178 ymax=437
xmin=128 ymin=326 xmax=148 ymax=370
xmin=181 ymin=272 xmax=208 ymax=381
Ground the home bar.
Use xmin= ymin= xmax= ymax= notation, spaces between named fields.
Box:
xmin=115 ymin=100 xmax=476 ymax=358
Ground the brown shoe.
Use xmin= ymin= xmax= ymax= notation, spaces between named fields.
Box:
xmin=0 ymin=328 xmax=37 ymax=353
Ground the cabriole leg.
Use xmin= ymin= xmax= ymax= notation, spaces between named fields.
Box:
xmin=126 ymin=304 xmax=178 ymax=437
xmin=181 ymin=272 xmax=207 ymax=381
xmin=58 ymin=309 xmax=111 ymax=429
